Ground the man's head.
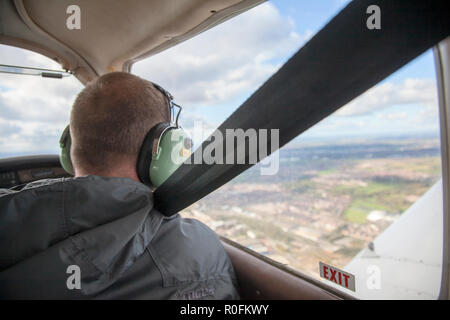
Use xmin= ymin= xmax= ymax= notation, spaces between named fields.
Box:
xmin=70 ymin=72 xmax=170 ymax=180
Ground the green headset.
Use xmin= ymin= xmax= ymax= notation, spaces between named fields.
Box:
xmin=59 ymin=82 xmax=193 ymax=188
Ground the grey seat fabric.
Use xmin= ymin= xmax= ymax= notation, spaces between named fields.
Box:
xmin=0 ymin=176 xmax=240 ymax=299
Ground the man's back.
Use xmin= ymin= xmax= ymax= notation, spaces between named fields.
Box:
xmin=0 ymin=176 xmax=240 ymax=299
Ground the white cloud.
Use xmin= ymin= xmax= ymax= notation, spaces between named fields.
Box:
xmin=0 ymin=45 xmax=83 ymax=155
xmin=132 ymin=2 xmax=309 ymax=107
xmin=0 ymin=43 xmax=62 ymax=70
xmin=337 ymin=78 xmax=438 ymax=117
xmin=1 ymin=2 xmax=307 ymax=155
xmin=1 ymin=1 xmax=437 ymax=157
xmin=376 ymin=112 xmax=407 ymax=121
xmin=299 ymin=77 xmax=440 ymax=139
xmin=0 ymin=73 xmax=81 ymax=122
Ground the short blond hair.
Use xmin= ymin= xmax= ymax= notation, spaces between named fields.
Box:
xmin=70 ymin=72 xmax=170 ymax=172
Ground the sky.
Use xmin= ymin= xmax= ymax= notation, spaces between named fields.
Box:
xmin=0 ymin=0 xmax=441 ymax=157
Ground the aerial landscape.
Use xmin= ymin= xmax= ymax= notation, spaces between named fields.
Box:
xmin=182 ymin=135 xmax=442 ymax=280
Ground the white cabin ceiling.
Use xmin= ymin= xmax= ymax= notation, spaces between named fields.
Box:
xmin=0 ymin=0 xmax=264 ymax=84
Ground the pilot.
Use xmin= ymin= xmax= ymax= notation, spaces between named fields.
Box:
xmin=0 ymin=72 xmax=240 ymax=299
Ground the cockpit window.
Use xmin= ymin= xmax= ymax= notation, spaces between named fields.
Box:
xmin=1 ymin=0 xmax=444 ymax=300
xmin=132 ymin=0 xmax=352 ymax=144
xmin=133 ymin=0 xmax=444 ymax=299
xmin=0 ymin=45 xmax=83 ymax=158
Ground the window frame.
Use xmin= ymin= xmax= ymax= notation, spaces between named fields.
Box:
xmin=435 ymin=37 xmax=450 ymax=300
xmin=152 ymin=1 xmax=449 ymax=300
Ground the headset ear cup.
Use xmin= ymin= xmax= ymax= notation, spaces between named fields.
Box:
xmin=137 ymin=122 xmax=172 ymax=187
xmin=59 ymin=125 xmax=74 ymax=175
xmin=149 ymin=127 xmax=192 ymax=188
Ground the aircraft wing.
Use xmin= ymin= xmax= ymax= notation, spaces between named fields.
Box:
xmin=340 ymin=180 xmax=444 ymax=299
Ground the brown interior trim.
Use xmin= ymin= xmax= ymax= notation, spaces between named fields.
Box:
xmin=221 ymin=237 xmax=356 ymax=300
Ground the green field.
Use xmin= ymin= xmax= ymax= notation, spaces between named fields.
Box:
xmin=328 ymin=158 xmax=440 ymax=223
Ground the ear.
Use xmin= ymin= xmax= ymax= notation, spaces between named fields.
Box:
xmin=59 ymin=125 xmax=74 ymax=175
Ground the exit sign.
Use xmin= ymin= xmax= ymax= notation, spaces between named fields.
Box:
xmin=319 ymin=262 xmax=356 ymax=292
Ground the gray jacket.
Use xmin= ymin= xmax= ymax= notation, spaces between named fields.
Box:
xmin=0 ymin=176 xmax=239 ymax=299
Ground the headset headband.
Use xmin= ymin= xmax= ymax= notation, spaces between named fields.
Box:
xmin=151 ymin=82 xmax=181 ymax=128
